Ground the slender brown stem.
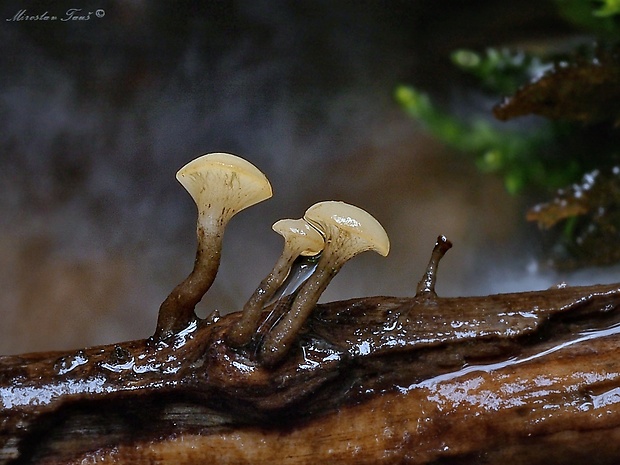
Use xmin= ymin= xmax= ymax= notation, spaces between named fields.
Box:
xmin=227 ymin=251 xmax=297 ymax=348
xmin=260 ymin=263 xmax=337 ymax=366
xmin=154 ymin=227 xmax=222 ymax=338
xmin=415 ymin=235 xmax=452 ymax=298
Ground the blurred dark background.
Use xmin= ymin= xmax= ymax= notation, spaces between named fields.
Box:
xmin=1 ymin=0 xmax=617 ymax=354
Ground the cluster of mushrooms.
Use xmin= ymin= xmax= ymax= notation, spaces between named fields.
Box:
xmin=155 ymin=153 xmax=390 ymax=366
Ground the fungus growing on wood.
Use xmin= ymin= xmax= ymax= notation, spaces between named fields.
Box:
xmin=260 ymin=201 xmax=389 ymax=365
xmin=415 ymin=235 xmax=452 ymax=298
xmin=228 ymin=218 xmax=324 ymax=348
xmin=155 ymin=153 xmax=272 ymax=338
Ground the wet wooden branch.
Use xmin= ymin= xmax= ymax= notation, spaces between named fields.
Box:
xmin=3 ymin=281 xmax=620 ymax=464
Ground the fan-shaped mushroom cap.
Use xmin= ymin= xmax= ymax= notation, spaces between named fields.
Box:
xmin=155 ymin=153 xmax=272 ymax=339
xmin=304 ymin=201 xmax=390 ymax=261
xmin=272 ymin=218 xmax=324 ymax=257
xmin=176 ymin=152 xmax=272 ymax=229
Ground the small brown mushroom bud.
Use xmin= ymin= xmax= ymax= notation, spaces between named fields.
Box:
xmin=260 ymin=201 xmax=389 ymax=365
xmin=155 ymin=153 xmax=272 ymax=339
xmin=227 ymin=218 xmax=324 ymax=348
xmin=415 ymin=235 xmax=452 ymax=298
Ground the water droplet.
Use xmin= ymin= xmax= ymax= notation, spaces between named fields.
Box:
xmin=100 ymin=345 xmax=135 ymax=373
xmin=269 ymin=254 xmax=320 ymax=302
xmin=54 ymin=350 xmax=89 ymax=375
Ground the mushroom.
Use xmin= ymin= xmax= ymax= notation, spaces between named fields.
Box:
xmin=227 ymin=218 xmax=324 ymax=348
xmin=155 ymin=153 xmax=272 ymax=339
xmin=260 ymin=201 xmax=390 ymax=365
xmin=415 ymin=235 xmax=452 ymax=298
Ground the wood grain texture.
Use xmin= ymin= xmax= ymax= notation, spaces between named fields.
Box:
xmin=2 ymin=282 xmax=620 ymax=464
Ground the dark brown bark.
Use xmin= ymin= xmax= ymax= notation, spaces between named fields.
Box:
xmin=2 ymin=282 xmax=620 ymax=464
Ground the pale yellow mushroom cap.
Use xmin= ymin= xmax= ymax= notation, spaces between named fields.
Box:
xmin=272 ymin=218 xmax=325 ymax=256
xmin=176 ymin=153 xmax=273 ymax=228
xmin=304 ymin=201 xmax=390 ymax=259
